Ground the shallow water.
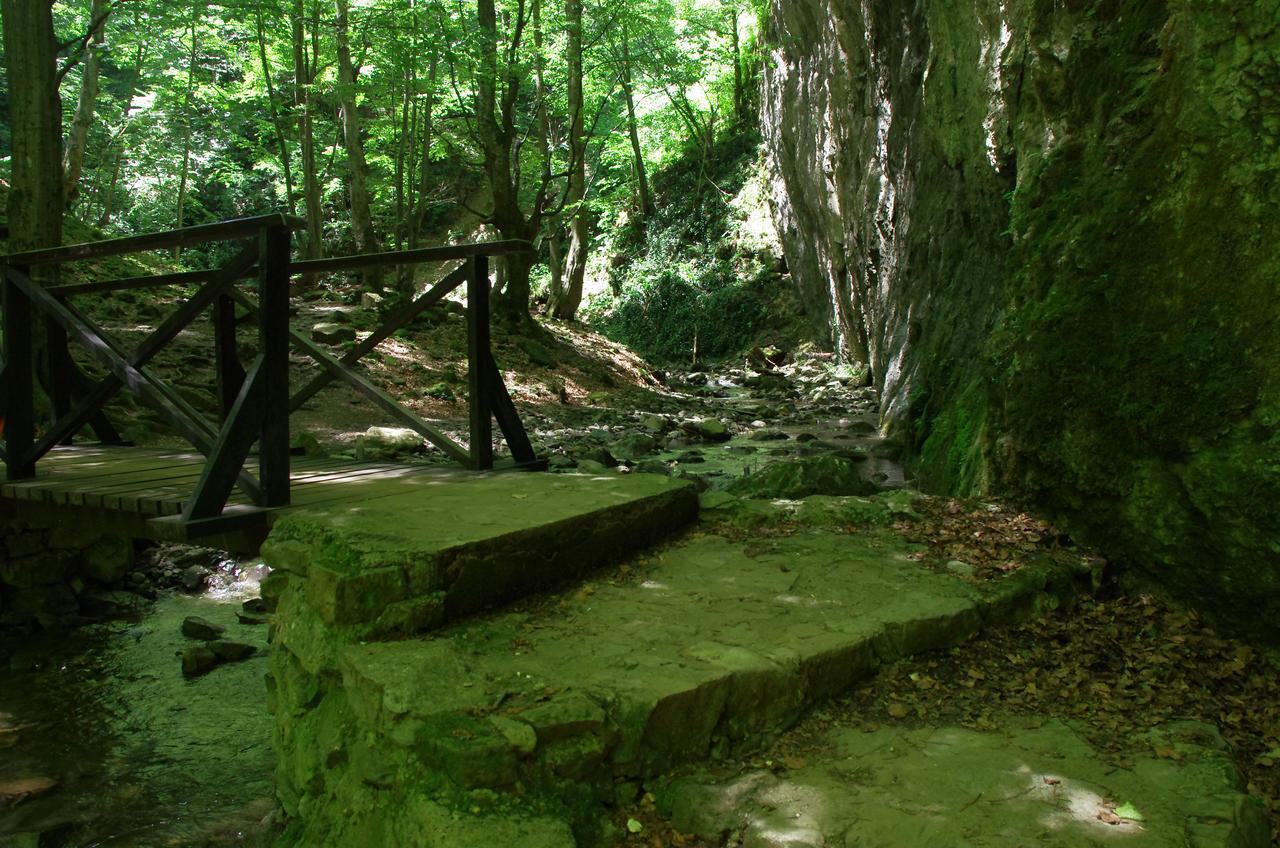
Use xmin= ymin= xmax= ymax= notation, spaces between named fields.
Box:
xmin=0 ymin=582 xmax=275 ymax=847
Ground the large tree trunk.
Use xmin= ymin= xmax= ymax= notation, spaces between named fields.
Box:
xmin=475 ymin=0 xmax=537 ymax=327
xmin=620 ymin=33 xmax=654 ymax=221
xmin=2 ymin=0 xmax=65 ymax=430
xmin=292 ymin=0 xmax=324 ymax=260
xmin=3 ymin=0 xmax=62 ymax=250
xmin=335 ymin=0 xmax=381 ymax=286
xmin=548 ymin=0 xmax=587 ymax=321
xmin=62 ymin=0 xmax=109 ymax=205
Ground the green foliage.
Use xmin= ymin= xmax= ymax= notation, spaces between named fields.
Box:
xmin=584 ymin=125 xmax=787 ymax=364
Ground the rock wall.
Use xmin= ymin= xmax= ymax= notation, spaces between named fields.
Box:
xmin=763 ymin=0 xmax=1280 ymax=641
xmin=0 ymin=505 xmax=137 ymax=629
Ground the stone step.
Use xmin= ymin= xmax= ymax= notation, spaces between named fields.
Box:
xmin=267 ymin=491 xmax=1104 ymax=845
xmin=261 ymin=469 xmax=698 ymax=640
xmin=659 ymin=719 xmax=1270 ymax=847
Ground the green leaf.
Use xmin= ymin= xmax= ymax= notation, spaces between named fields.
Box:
xmin=1113 ymin=802 xmax=1145 ymax=822
xmin=626 ymin=818 xmax=644 ymax=834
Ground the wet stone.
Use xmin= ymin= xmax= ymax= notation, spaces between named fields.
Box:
xmin=209 ymin=640 xmax=258 ymax=662
xmin=181 ymin=645 xmax=219 ymax=677
xmin=181 ymin=616 xmax=227 ymax=641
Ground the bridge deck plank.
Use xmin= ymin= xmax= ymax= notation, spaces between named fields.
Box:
xmin=0 ymin=445 xmax=478 ymax=526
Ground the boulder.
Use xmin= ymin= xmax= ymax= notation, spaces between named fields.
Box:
xmin=695 ymin=418 xmax=731 ymax=442
xmin=727 ymin=455 xmax=882 ymax=500
xmin=311 ymin=323 xmax=356 ymax=345
xmin=181 ymin=615 xmax=226 ymax=641
xmin=356 ymin=426 xmax=423 ymax=460
xmin=611 ymin=434 xmax=658 ymax=461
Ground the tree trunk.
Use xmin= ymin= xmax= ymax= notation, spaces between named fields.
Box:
xmin=620 ymin=33 xmax=654 ymax=221
xmin=174 ymin=0 xmax=201 ymax=253
xmin=292 ymin=0 xmax=324 ymax=260
xmin=335 ymin=0 xmax=381 ymax=287
xmin=476 ymin=0 xmax=537 ymax=327
xmin=3 ymin=0 xmax=62 ymax=250
xmin=255 ymin=0 xmax=295 ymax=212
xmin=2 ymin=0 xmax=65 ymax=428
xmin=62 ymin=0 xmax=109 ymax=205
xmin=729 ymin=5 xmax=743 ymax=124
xmin=97 ymin=42 xmax=146 ymax=228
xmin=408 ymin=52 xmax=437 ymax=250
xmin=548 ymin=0 xmax=587 ymax=321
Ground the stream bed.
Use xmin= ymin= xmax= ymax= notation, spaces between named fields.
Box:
xmin=0 ymin=569 xmax=275 ymax=848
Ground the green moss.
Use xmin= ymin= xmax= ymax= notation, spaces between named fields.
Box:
xmin=877 ymin=0 xmax=1280 ymax=641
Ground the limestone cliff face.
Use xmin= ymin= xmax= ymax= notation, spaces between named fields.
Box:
xmin=763 ymin=0 xmax=1280 ymax=641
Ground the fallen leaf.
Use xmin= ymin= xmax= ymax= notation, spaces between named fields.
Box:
xmin=887 ymin=703 xmax=909 ymax=719
xmin=1114 ymin=801 xmax=1145 ymax=822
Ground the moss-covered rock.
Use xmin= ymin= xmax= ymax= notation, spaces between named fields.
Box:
xmin=764 ymin=0 xmax=1280 ymax=642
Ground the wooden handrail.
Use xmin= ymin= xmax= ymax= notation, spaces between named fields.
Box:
xmin=291 ymin=239 xmax=534 ymax=275
xmin=5 ymin=213 xmax=306 ymax=266
xmin=2 ymin=215 xmax=541 ymax=529
xmin=45 ymin=239 xmax=536 ymax=296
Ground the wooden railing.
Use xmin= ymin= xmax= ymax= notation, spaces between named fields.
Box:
xmin=0 ymin=214 xmax=539 ymax=528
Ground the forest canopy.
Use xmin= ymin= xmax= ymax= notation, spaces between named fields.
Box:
xmin=0 ymin=0 xmax=763 ymax=324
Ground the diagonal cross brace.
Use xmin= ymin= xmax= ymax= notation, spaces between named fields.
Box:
xmin=288 ymin=264 xmax=468 ymax=412
xmin=3 ymin=262 xmax=265 ymax=505
xmin=26 ymin=244 xmax=260 ymax=463
xmin=225 ymin=287 xmax=474 ymax=466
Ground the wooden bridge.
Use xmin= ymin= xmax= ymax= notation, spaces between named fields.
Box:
xmin=0 ymin=213 xmax=543 ymax=550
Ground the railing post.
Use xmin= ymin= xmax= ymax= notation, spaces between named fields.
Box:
xmin=258 ymin=223 xmax=292 ymax=505
xmin=2 ymin=262 xmax=35 ymax=479
xmin=213 ymin=293 xmax=246 ymax=420
xmin=46 ymin=320 xmax=74 ymax=433
xmin=466 ymin=254 xmax=494 ymax=471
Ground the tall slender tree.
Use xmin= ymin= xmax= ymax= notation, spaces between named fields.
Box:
xmin=547 ymin=0 xmax=587 ymax=320
xmin=335 ymin=0 xmax=381 ymax=275
xmin=62 ymin=0 xmax=110 ymax=204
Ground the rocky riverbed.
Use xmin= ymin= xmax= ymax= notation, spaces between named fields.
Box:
xmin=0 ymin=552 xmax=276 ymax=847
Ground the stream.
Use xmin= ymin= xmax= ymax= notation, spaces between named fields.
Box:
xmin=0 ymin=353 xmax=903 ymax=848
xmin=0 ymin=563 xmax=275 ymax=848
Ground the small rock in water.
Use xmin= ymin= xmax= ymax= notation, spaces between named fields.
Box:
xmin=611 ymin=433 xmax=657 ymax=460
xmin=749 ymin=429 xmax=789 ymax=442
xmin=209 ymin=641 xmax=258 ymax=662
xmin=181 ymin=616 xmax=226 ymax=641
xmin=237 ymin=613 xmax=268 ymax=626
xmin=242 ymin=597 xmax=268 ymax=615
xmin=573 ymin=446 xmax=616 ymax=467
xmin=181 ymin=646 xmax=219 ymax=677
xmin=639 ymin=414 xmax=669 ymax=434
xmin=181 ymin=565 xmax=210 ymax=592
xmin=696 ymin=418 xmax=731 ymax=442
xmin=634 ymin=459 xmax=671 ymax=476
xmin=575 ymin=459 xmax=610 ymax=474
